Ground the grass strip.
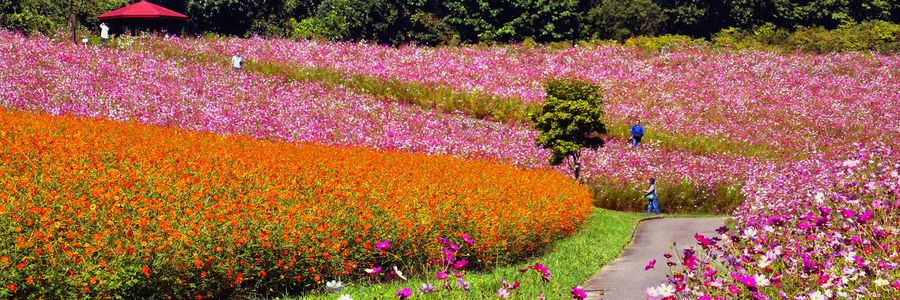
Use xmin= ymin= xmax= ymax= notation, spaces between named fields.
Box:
xmin=288 ymin=209 xmax=644 ymax=299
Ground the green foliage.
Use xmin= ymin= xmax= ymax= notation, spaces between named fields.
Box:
xmin=624 ymin=34 xmax=709 ymax=51
xmin=441 ymin=0 xmax=582 ymax=43
xmin=186 ymin=0 xmax=290 ymax=36
xmin=714 ymin=20 xmax=900 ymax=52
xmin=584 ymin=0 xmax=667 ymax=40
xmin=0 ymin=7 xmax=56 ymax=35
xmin=531 ymin=80 xmax=607 ymax=180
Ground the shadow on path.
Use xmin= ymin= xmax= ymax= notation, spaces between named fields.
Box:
xmin=583 ymin=217 xmax=726 ymax=300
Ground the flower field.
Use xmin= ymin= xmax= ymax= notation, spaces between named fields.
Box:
xmin=0 ymin=110 xmax=591 ymax=298
xmin=650 ymin=144 xmax=899 ymax=299
xmin=2 ymin=29 xmax=898 ymax=299
xmin=0 ymin=31 xmax=759 ymax=212
xmin=157 ymin=37 xmax=900 ymax=154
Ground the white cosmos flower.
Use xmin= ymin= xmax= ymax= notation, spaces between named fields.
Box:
xmin=758 ymin=255 xmax=772 ymax=268
xmin=337 ymin=294 xmax=353 ymax=300
xmin=393 ymin=265 xmax=407 ymax=280
xmin=754 ymin=274 xmax=770 ymax=287
xmin=874 ymin=278 xmax=888 ymax=287
xmin=325 ymin=280 xmax=345 ymax=293
xmin=815 ymin=192 xmax=825 ymax=203
xmin=809 ymin=291 xmax=826 ymax=300
xmin=645 ymin=286 xmax=659 ymax=297
xmin=743 ymin=227 xmax=757 ymax=239
xmin=657 ymin=284 xmax=675 ymax=297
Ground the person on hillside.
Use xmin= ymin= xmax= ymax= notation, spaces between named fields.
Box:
xmin=100 ymin=22 xmax=110 ymax=48
xmin=630 ymin=119 xmax=644 ymax=147
xmin=646 ymin=178 xmax=660 ymax=216
xmin=232 ymin=55 xmax=243 ymax=70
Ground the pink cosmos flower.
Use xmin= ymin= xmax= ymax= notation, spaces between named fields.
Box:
xmin=571 ymin=286 xmax=587 ymax=299
xmin=529 ymin=263 xmax=551 ymax=281
xmin=497 ymin=288 xmax=510 ymax=298
xmin=395 ymin=287 xmax=411 ymax=300
xmin=645 ymin=259 xmax=656 ymax=270
xmin=452 ymin=259 xmax=468 ymax=270
xmin=365 ymin=266 xmax=382 ymax=275
xmin=376 ymin=241 xmax=391 ymax=251
xmin=501 ymin=280 xmax=520 ymax=290
xmin=461 ymin=235 xmax=474 ymax=245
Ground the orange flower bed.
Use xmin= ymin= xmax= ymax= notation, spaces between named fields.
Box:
xmin=0 ymin=111 xmax=591 ymax=298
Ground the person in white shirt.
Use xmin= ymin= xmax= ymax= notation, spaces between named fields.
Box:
xmin=646 ymin=177 xmax=660 ymax=215
xmin=232 ymin=55 xmax=243 ymax=69
xmin=100 ymin=22 xmax=110 ymax=47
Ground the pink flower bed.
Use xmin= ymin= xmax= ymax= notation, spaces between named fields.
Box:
xmin=0 ymin=32 xmax=753 ymax=189
xmin=160 ymin=37 xmax=900 ymax=153
xmin=648 ymin=144 xmax=899 ymax=299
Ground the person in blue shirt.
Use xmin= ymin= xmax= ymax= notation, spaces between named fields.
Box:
xmin=630 ymin=120 xmax=644 ymax=147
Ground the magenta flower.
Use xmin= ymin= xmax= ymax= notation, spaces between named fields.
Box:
xmin=731 ymin=272 xmax=756 ymax=288
xmin=395 ymin=287 xmax=411 ymax=299
xmin=376 ymin=241 xmax=391 ymax=251
xmin=856 ymin=210 xmax=874 ymax=223
xmin=727 ymin=285 xmax=740 ymax=295
xmin=452 ymin=259 xmax=468 ymax=270
xmin=461 ymin=235 xmax=474 ymax=245
xmin=365 ymin=266 xmax=382 ymax=275
xmin=644 ymin=259 xmax=656 ymax=270
xmin=571 ymin=286 xmax=587 ymax=299
xmin=501 ymin=280 xmax=520 ymax=290
xmin=436 ymin=272 xmax=449 ymax=280
xmin=529 ymin=263 xmax=551 ymax=281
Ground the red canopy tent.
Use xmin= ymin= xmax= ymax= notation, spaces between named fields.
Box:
xmin=98 ymin=1 xmax=188 ymax=35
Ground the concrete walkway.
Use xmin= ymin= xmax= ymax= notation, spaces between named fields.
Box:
xmin=583 ymin=217 xmax=726 ymax=300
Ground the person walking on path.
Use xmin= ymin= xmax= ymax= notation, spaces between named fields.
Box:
xmin=232 ymin=55 xmax=243 ymax=70
xmin=646 ymin=177 xmax=660 ymax=216
xmin=100 ymin=22 xmax=110 ymax=48
xmin=630 ymin=120 xmax=644 ymax=147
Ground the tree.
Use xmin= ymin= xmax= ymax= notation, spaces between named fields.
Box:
xmin=441 ymin=0 xmax=582 ymax=43
xmin=531 ymin=80 xmax=607 ymax=181
xmin=584 ymin=0 xmax=667 ymax=40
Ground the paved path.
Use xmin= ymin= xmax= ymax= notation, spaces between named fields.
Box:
xmin=583 ymin=217 xmax=725 ymax=300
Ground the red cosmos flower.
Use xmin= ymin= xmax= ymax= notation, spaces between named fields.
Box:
xmin=7 ymin=283 xmax=16 ymax=292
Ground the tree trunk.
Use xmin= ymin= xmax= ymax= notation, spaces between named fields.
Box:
xmin=572 ymin=152 xmax=581 ymax=181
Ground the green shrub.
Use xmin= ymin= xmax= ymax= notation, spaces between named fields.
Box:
xmin=623 ymin=34 xmax=709 ymax=52
xmin=584 ymin=0 xmax=667 ymax=40
xmin=1 ymin=8 xmax=57 ymax=35
xmin=714 ymin=20 xmax=900 ymax=52
xmin=591 ymin=180 xmax=744 ymax=214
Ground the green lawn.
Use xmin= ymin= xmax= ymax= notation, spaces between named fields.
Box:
xmin=287 ymin=209 xmax=643 ymax=299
